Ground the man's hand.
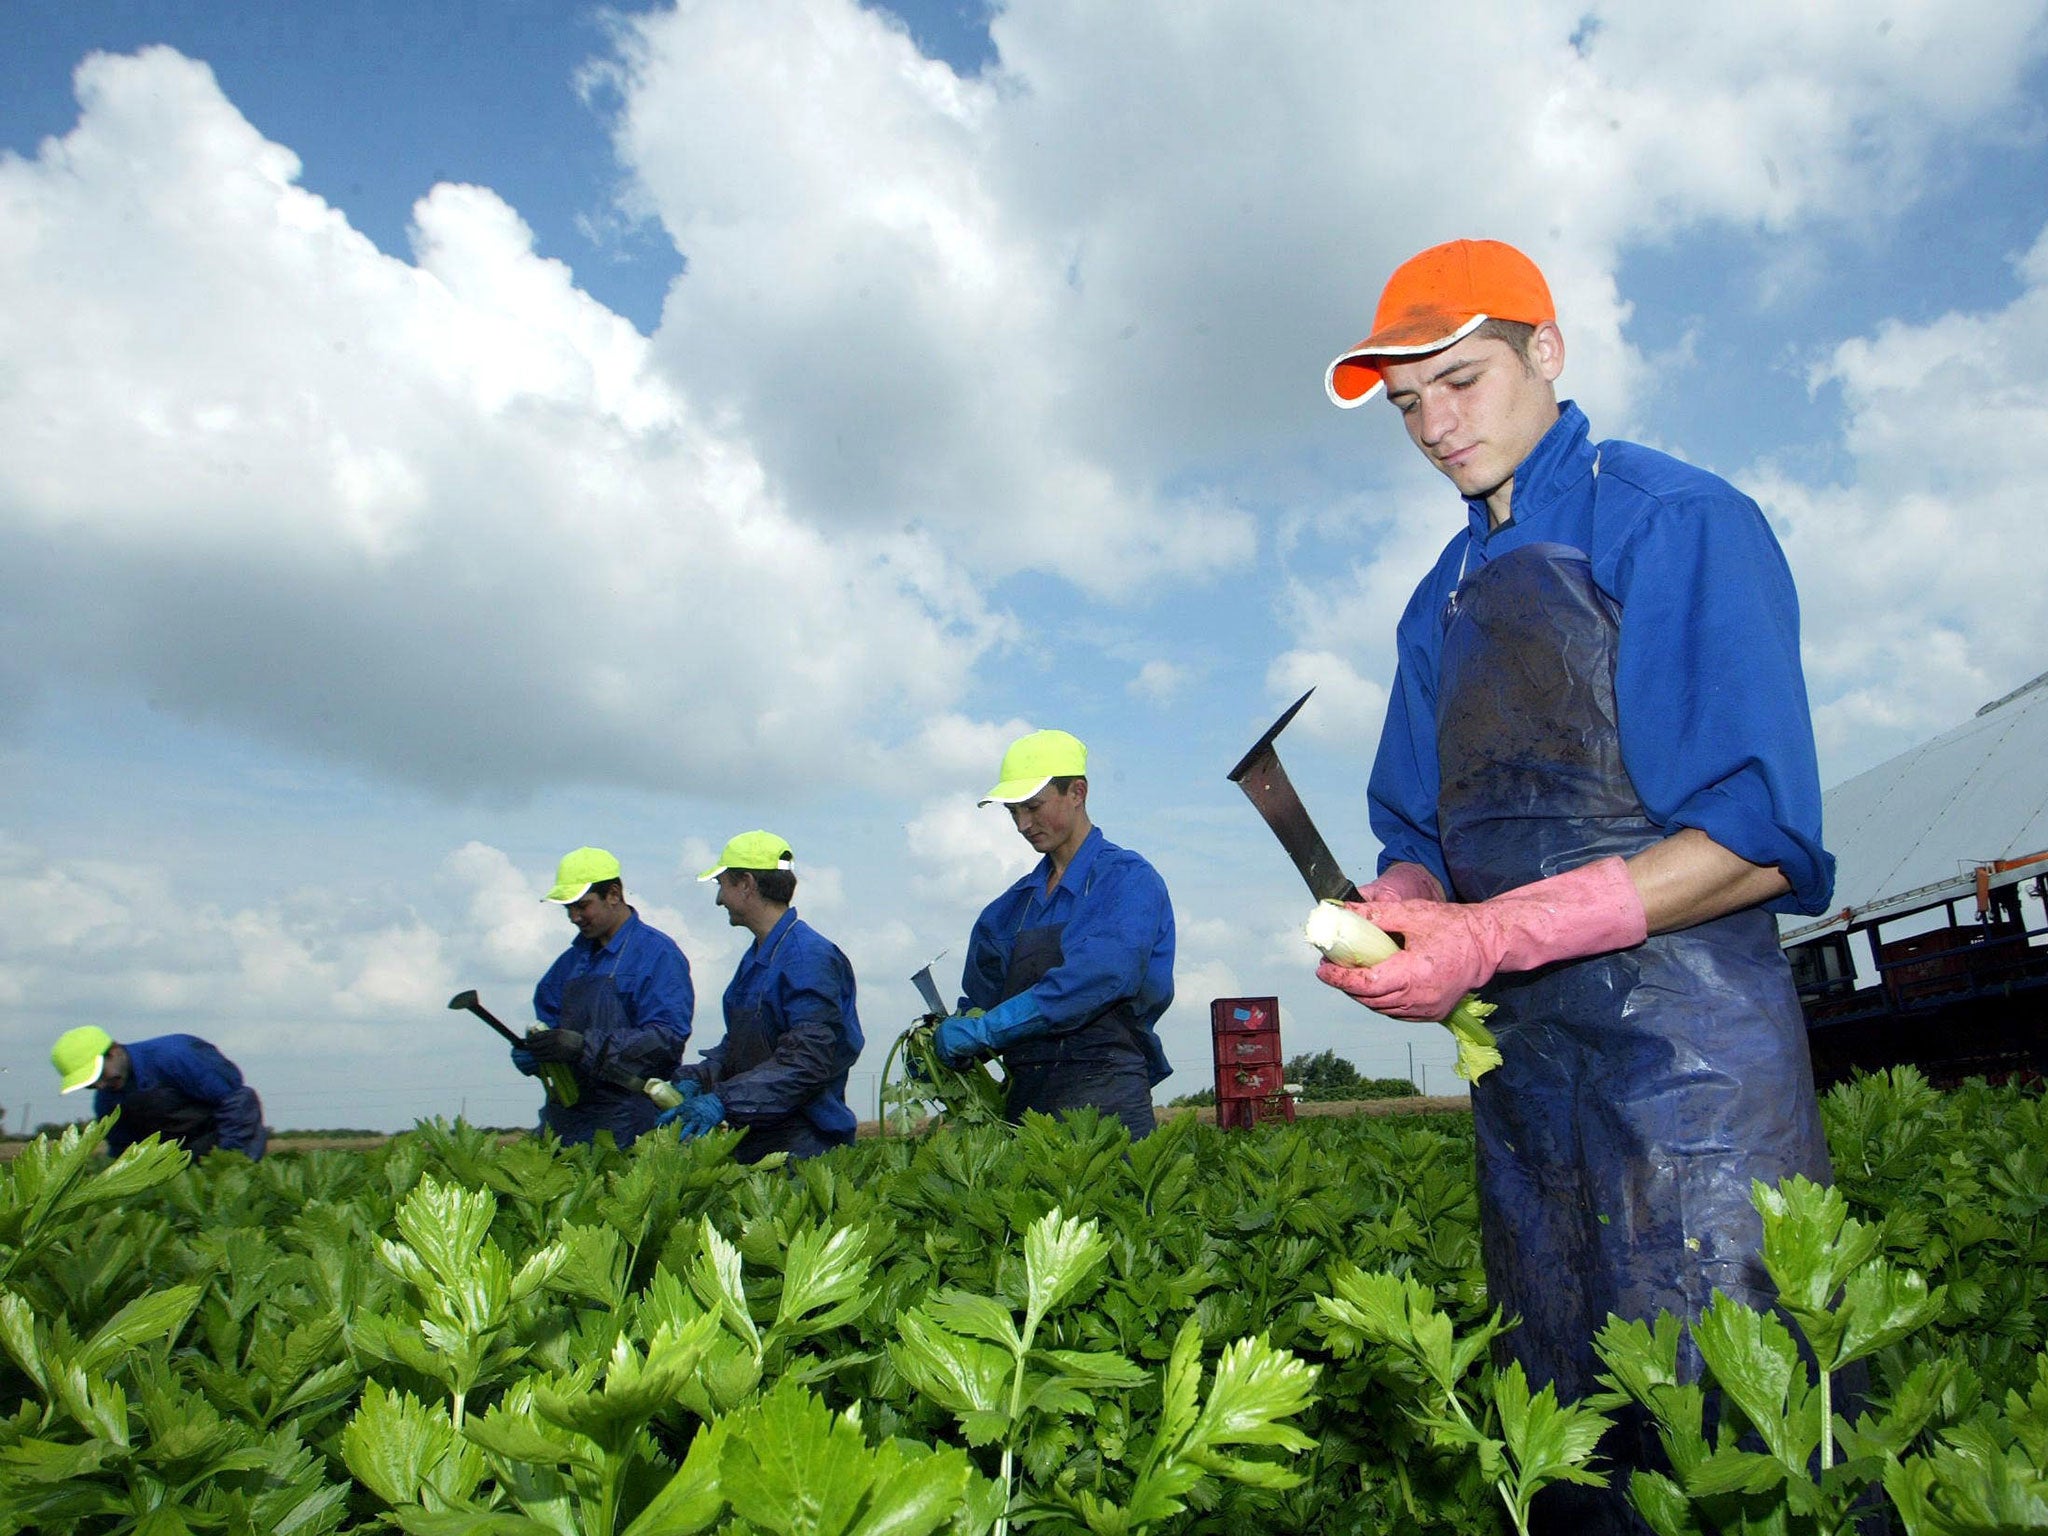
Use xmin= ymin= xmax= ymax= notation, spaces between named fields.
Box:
xmin=1327 ymin=857 xmax=1645 ymax=1021
xmin=658 ymin=1091 xmax=724 ymax=1140
xmin=523 ymin=1028 xmax=585 ymax=1064
xmin=510 ymin=1045 xmax=540 ymax=1076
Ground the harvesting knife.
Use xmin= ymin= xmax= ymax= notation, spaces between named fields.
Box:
xmin=1227 ymin=687 xmax=1361 ymax=904
xmin=909 ymin=954 xmax=948 ymax=1019
xmin=445 ymin=989 xmax=681 ymax=1110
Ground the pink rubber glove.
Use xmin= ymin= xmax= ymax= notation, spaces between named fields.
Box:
xmin=1352 ymin=861 xmax=1445 ymax=906
xmin=1319 ymin=856 xmax=1647 ymax=1021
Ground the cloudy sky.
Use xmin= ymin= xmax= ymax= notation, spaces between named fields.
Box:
xmin=4 ymin=0 xmax=2046 ymax=1133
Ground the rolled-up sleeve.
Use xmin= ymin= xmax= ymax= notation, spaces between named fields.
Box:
xmin=1604 ymin=488 xmax=1833 ymax=914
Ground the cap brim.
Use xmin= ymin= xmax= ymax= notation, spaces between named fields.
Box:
xmin=59 ymin=1053 xmax=104 ymax=1094
xmin=696 ymin=865 xmax=728 ymax=882
xmin=1325 ymin=312 xmax=1491 ymax=407
xmin=542 ymin=882 xmax=594 ymax=904
xmin=979 ymin=773 xmax=1054 ymax=807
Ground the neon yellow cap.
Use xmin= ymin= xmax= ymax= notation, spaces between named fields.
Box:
xmin=52 ymin=1025 xmax=113 ymax=1094
xmin=980 ymin=729 xmax=1087 ymax=805
xmin=543 ymin=847 xmax=622 ymax=903
xmin=699 ymin=831 xmax=794 ymax=881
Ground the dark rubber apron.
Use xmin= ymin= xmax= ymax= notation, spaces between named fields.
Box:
xmin=544 ymin=967 xmax=663 ymax=1149
xmin=1436 ymin=537 xmax=1834 ymax=1534
xmin=112 ymin=1083 xmax=222 ymax=1157
xmin=997 ymin=903 xmax=1160 ymax=1142
xmin=713 ymin=923 xmax=842 ymax=1166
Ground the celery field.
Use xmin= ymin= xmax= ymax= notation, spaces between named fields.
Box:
xmin=1 ymin=1067 xmax=2044 ymax=1534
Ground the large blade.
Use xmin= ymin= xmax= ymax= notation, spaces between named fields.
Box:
xmin=909 ymin=956 xmax=948 ymax=1018
xmin=1228 ymin=688 xmax=1360 ymax=904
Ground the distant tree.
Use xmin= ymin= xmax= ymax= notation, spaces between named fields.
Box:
xmin=1166 ymin=1052 xmax=1418 ymax=1109
xmin=1286 ymin=1050 xmax=1418 ymax=1102
xmin=1286 ymin=1050 xmax=1364 ymax=1101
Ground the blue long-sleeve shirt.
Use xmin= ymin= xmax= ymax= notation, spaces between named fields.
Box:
xmin=959 ymin=826 xmax=1176 ymax=1031
xmin=681 ymin=909 xmax=864 ymax=1137
xmin=534 ymin=910 xmax=694 ymax=1081
xmin=1369 ymin=401 xmax=1834 ymax=915
xmin=95 ymin=1034 xmax=266 ymax=1158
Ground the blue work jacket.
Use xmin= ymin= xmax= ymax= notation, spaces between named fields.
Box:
xmin=960 ymin=827 xmax=1176 ymax=1040
xmin=681 ymin=910 xmax=864 ymax=1142
xmin=534 ymin=909 xmax=694 ymax=1097
xmin=95 ymin=1034 xmax=266 ymax=1158
xmin=1369 ymin=402 xmax=1834 ymax=915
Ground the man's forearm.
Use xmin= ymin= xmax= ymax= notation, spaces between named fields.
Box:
xmin=1626 ymin=828 xmax=1790 ymax=934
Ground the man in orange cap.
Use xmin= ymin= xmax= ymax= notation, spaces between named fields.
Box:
xmin=1320 ymin=239 xmax=1837 ymax=1532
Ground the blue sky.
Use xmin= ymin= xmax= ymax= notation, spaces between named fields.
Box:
xmin=4 ymin=0 xmax=2047 ymax=1132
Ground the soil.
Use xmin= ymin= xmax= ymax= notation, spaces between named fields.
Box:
xmin=1 ymin=1096 xmax=1472 ymax=1159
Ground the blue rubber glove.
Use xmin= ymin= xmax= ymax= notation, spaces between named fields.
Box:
xmin=667 ymin=1075 xmax=704 ymax=1104
xmin=510 ymin=1045 xmax=540 ymax=1076
xmin=933 ymin=994 xmax=1043 ymax=1067
xmin=658 ymin=1091 xmax=724 ymax=1139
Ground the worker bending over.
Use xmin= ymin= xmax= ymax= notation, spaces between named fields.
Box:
xmin=52 ymin=1025 xmax=267 ymax=1159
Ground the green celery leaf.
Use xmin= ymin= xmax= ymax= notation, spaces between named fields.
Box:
xmin=0 ymin=1291 xmax=48 ymax=1393
xmin=888 ymin=1312 xmax=1010 ymax=1428
xmin=76 ymin=1285 xmax=202 ymax=1374
xmin=1021 ymin=1209 xmax=1109 ymax=1330
xmin=773 ymin=1224 xmax=875 ymax=1339
xmin=719 ymin=1378 xmax=876 ymax=1535
xmin=1681 ymin=1445 xmax=1791 ymax=1498
xmin=1627 ymin=1470 xmax=1708 ymax=1536
xmin=389 ymin=1513 xmax=566 ymax=1536
xmin=1831 ymin=1262 xmax=1944 ymax=1369
xmin=1690 ymin=1294 xmax=1804 ymax=1465
xmin=540 ymin=1228 xmax=618 ymax=1310
xmin=463 ymin=1395 xmax=589 ymax=1470
xmin=845 ymin=1435 xmax=974 ymax=1536
xmin=392 ymin=1178 xmax=499 ymax=1288
xmin=688 ymin=1219 xmax=761 ymax=1357
xmin=1032 ymin=1347 xmax=1150 ymax=1390
xmin=619 ymin=1416 xmax=731 ymax=1536
xmin=920 ymin=1290 xmax=1022 ymax=1355
xmin=0 ymin=1434 xmax=111 ymax=1484
xmin=1492 ymin=1362 xmax=1610 ymax=1529
xmin=342 ymin=1381 xmax=463 ymax=1508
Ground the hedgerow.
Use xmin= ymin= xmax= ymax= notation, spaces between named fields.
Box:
xmin=0 ymin=1067 xmax=2041 ymax=1533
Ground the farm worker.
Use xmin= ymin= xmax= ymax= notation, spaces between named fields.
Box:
xmin=51 ymin=1026 xmax=267 ymax=1160
xmin=523 ymin=846 xmax=694 ymax=1148
xmin=657 ymin=831 xmax=865 ymax=1163
xmin=935 ymin=729 xmax=1175 ymax=1139
xmin=1319 ymin=239 xmax=1835 ymax=1532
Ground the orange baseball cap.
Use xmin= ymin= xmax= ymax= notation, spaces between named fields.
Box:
xmin=1325 ymin=239 xmax=1556 ymax=408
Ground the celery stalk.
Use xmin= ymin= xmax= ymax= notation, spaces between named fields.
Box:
xmin=1305 ymin=899 xmax=1503 ymax=1083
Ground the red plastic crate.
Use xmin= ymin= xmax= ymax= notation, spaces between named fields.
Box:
xmin=1214 ymin=1032 xmax=1282 ymax=1066
xmin=1217 ymin=1093 xmax=1296 ymax=1130
xmin=1217 ymin=1062 xmax=1285 ymax=1099
xmin=1210 ymin=996 xmax=1278 ymax=1034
